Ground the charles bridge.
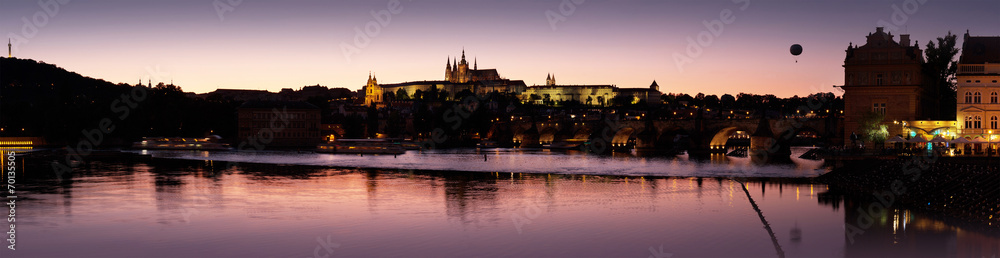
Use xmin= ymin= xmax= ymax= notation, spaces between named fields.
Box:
xmin=487 ymin=116 xmax=838 ymax=154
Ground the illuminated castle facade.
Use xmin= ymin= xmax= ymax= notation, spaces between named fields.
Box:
xmin=363 ymin=49 xmax=661 ymax=107
xmin=364 ymin=50 xmax=526 ymax=106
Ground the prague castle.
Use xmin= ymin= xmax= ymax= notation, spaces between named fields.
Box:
xmin=364 ymin=50 xmax=527 ymax=106
xmin=364 ymin=49 xmax=662 ymax=107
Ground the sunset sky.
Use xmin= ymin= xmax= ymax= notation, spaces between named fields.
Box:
xmin=2 ymin=0 xmax=997 ymax=97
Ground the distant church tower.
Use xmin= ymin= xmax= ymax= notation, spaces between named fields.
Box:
xmin=7 ymin=38 xmax=11 ymax=58
xmin=445 ymin=49 xmax=473 ymax=83
xmin=456 ymin=49 xmax=469 ymax=83
xmin=364 ymin=73 xmax=382 ymax=106
xmin=445 ymin=56 xmax=453 ymax=81
xmin=546 ymin=73 xmax=556 ymax=86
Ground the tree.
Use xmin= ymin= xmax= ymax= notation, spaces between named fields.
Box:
xmin=612 ymin=94 xmax=634 ymax=106
xmin=530 ymin=94 xmax=542 ymax=104
xmin=859 ymin=111 xmax=889 ymax=148
xmin=438 ymin=90 xmax=449 ymax=101
xmin=413 ymin=89 xmax=424 ymax=100
xmin=720 ymin=94 xmax=736 ymax=108
xmin=923 ymin=31 xmax=959 ymax=120
xmin=396 ymin=88 xmax=409 ymax=100
xmin=703 ymin=95 xmax=720 ymax=109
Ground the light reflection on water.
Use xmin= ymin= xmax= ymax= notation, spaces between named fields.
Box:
xmin=8 ymin=158 xmax=998 ymax=257
xmin=132 ymin=147 xmax=827 ymax=178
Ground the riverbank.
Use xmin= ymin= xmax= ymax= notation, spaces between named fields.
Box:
xmin=817 ymin=157 xmax=1000 ymax=232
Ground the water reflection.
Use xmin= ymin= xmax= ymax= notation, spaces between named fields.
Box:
xmin=6 ymin=158 xmax=997 ymax=257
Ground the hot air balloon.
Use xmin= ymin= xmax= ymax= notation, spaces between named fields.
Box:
xmin=790 ymin=44 xmax=803 ymax=63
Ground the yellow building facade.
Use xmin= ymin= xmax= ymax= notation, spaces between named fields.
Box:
xmin=956 ymin=32 xmax=1000 ymax=146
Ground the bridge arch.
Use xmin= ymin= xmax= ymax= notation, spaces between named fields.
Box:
xmin=611 ymin=127 xmax=636 ymax=147
xmin=708 ymin=126 xmax=753 ymax=150
xmin=539 ymin=127 xmax=559 ymax=144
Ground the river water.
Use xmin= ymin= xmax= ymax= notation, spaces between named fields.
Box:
xmin=134 ymin=147 xmax=828 ymax=178
xmin=4 ymin=149 xmax=998 ymax=257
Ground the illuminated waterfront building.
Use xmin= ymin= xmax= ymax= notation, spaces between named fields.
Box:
xmin=840 ymin=27 xmax=933 ymax=144
xmin=956 ymin=31 xmax=1000 ymax=147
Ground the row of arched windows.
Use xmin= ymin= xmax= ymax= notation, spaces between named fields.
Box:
xmin=964 ymin=92 xmax=999 ymax=104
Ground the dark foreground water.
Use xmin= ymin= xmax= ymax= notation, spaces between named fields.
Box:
xmin=3 ymin=153 xmax=999 ymax=257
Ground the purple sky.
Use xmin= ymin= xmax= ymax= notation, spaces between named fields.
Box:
xmin=3 ymin=0 xmax=998 ymax=97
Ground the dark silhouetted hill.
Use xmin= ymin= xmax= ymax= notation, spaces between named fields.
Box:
xmin=0 ymin=57 xmax=242 ymax=146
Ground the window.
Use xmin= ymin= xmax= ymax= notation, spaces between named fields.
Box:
xmin=966 ymin=92 xmax=974 ymax=103
xmin=974 ymin=116 xmax=982 ymax=129
xmin=993 ymin=116 xmax=999 ymax=130
xmin=876 ymin=74 xmax=884 ymax=86
xmin=993 ymin=92 xmax=999 ymax=104
xmin=966 ymin=116 xmax=973 ymax=129
xmin=975 ymin=92 xmax=982 ymax=104
xmin=976 ymin=80 xmax=982 ymax=83
xmin=872 ymin=103 xmax=886 ymax=115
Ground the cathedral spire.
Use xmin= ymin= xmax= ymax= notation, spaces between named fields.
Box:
xmin=474 ymin=57 xmax=477 ymax=70
xmin=461 ymin=48 xmax=466 ymax=63
xmin=7 ymin=38 xmax=10 ymax=58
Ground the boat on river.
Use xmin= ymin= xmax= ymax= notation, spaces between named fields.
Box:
xmin=316 ymin=139 xmax=406 ymax=154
